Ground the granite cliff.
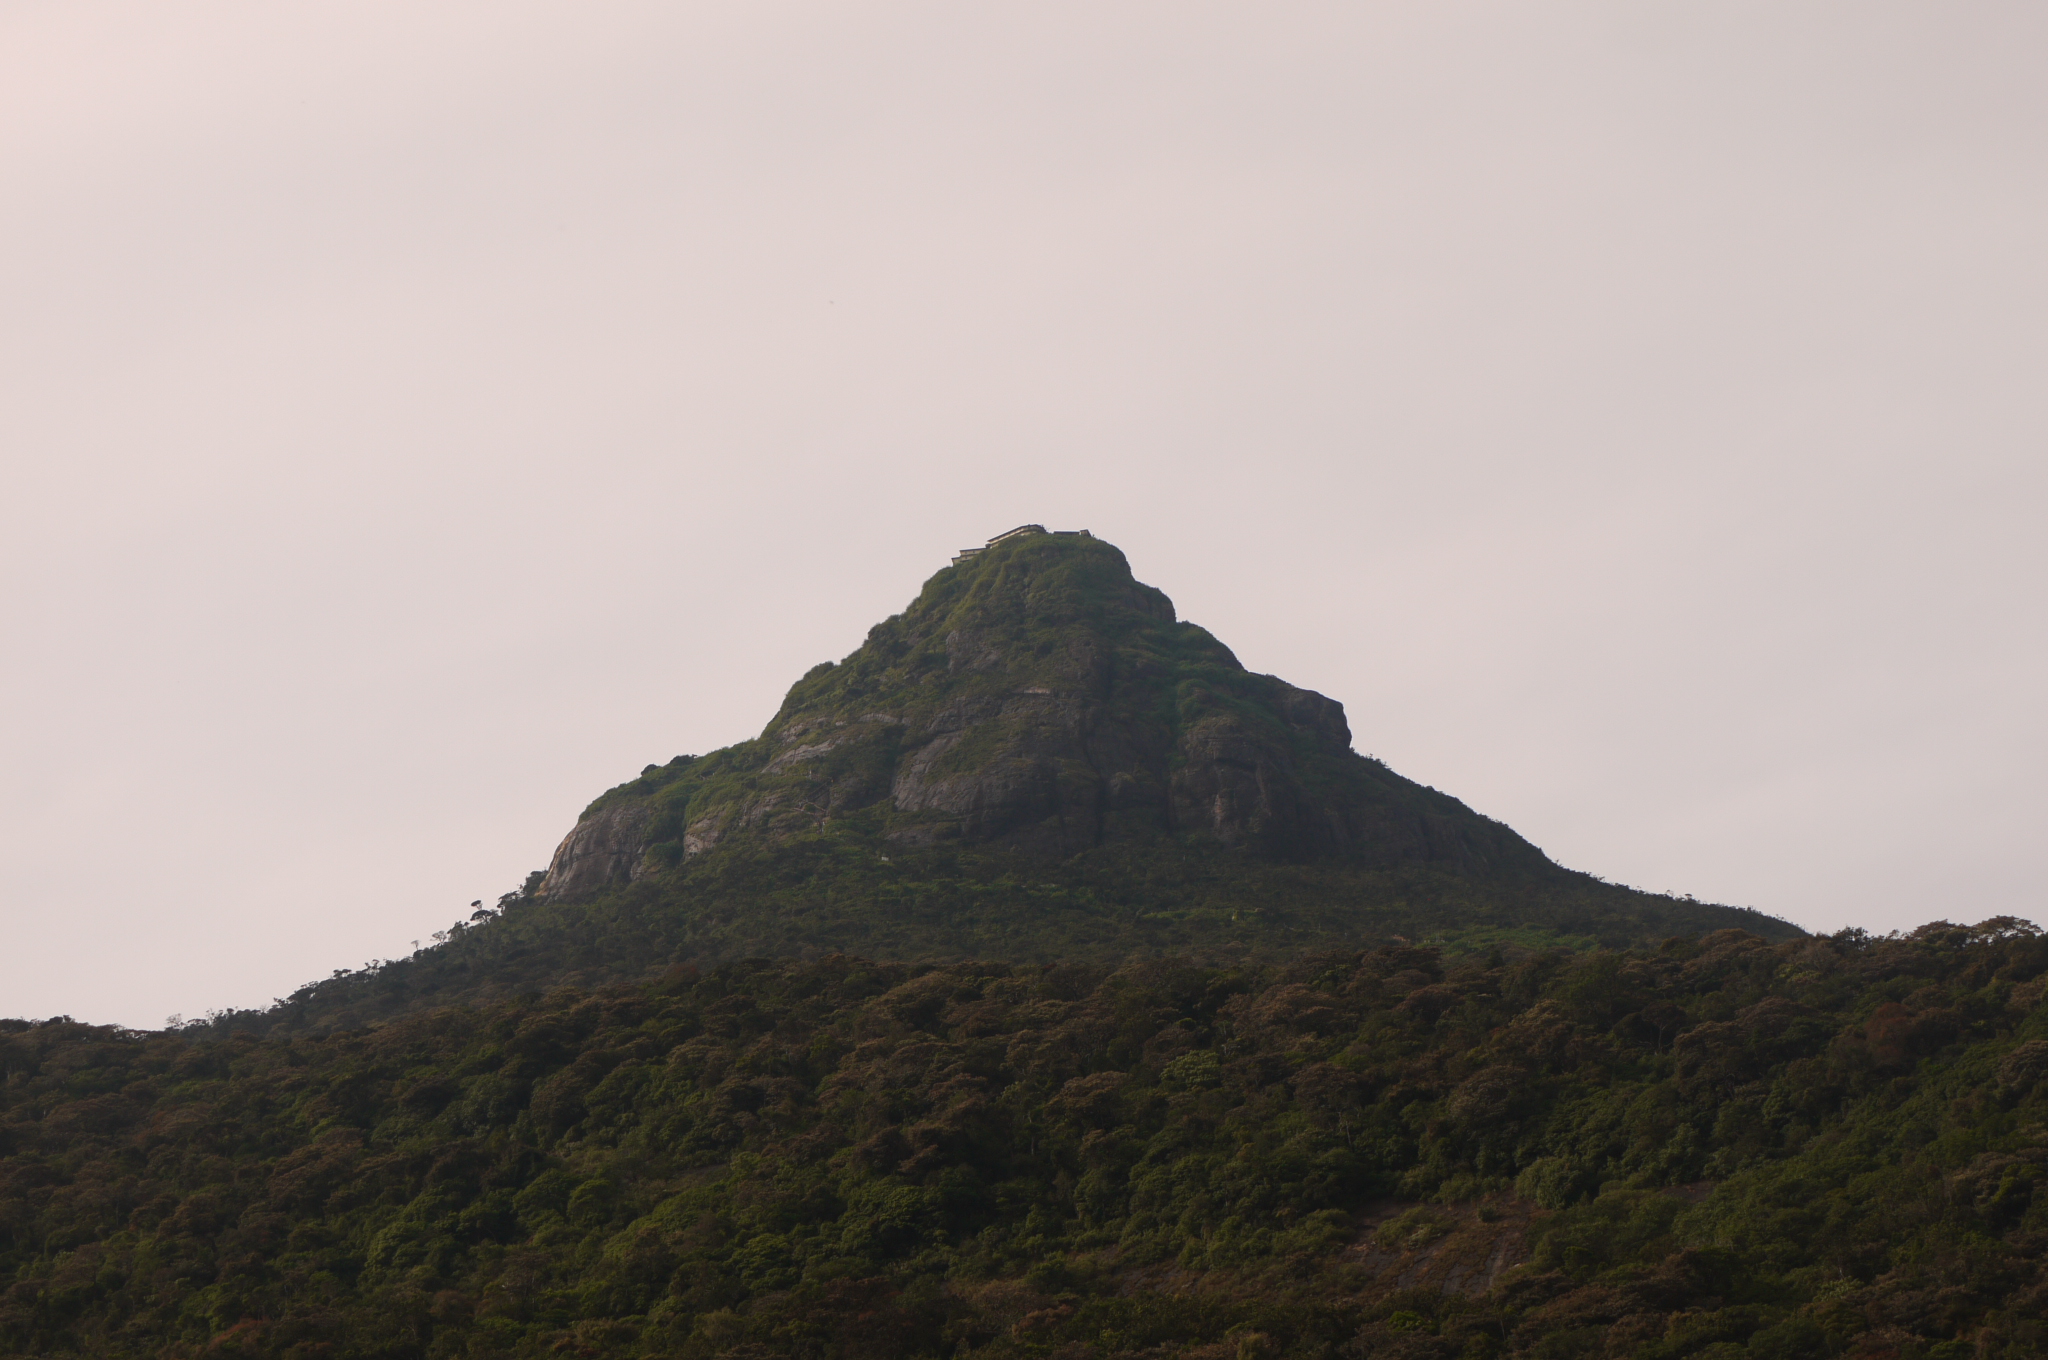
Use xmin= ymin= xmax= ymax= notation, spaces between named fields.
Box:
xmin=537 ymin=529 xmax=1547 ymax=899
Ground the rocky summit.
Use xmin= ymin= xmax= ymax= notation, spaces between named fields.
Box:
xmin=538 ymin=527 xmax=1545 ymax=898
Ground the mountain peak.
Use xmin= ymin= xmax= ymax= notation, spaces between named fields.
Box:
xmin=535 ymin=531 xmax=1546 ymax=897
xmin=947 ymin=521 xmax=1095 ymax=566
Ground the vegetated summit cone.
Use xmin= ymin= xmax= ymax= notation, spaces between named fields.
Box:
xmin=538 ymin=526 xmax=1533 ymax=893
xmin=532 ymin=526 xmax=1795 ymax=949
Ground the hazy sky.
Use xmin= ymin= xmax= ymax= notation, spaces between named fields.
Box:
xmin=5 ymin=3 xmax=2043 ymax=1030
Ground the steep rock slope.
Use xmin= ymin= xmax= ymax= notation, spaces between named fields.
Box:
xmin=539 ymin=530 xmax=1545 ymax=898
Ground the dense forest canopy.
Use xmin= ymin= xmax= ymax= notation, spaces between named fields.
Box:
xmin=6 ymin=920 xmax=2048 ymax=1359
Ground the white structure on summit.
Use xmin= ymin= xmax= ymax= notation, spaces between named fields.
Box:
xmin=951 ymin=524 xmax=1093 ymax=566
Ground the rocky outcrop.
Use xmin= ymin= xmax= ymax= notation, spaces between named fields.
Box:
xmin=536 ymin=532 xmax=1547 ymax=897
xmin=537 ymin=802 xmax=655 ymax=897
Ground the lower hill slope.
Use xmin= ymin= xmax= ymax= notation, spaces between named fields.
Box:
xmin=5 ymin=920 xmax=2047 ymax=1359
xmin=237 ymin=830 xmax=1797 ymax=1036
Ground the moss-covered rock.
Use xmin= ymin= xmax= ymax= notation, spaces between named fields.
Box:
xmin=539 ymin=531 xmax=1545 ymax=896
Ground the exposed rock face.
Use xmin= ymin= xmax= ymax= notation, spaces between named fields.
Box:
xmin=536 ymin=532 xmax=1546 ymax=897
xmin=538 ymin=802 xmax=654 ymax=897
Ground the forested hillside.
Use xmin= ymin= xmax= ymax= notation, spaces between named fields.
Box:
xmin=217 ymin=836 xmax=1794 ymax=1038
xmin=6 ymin=531 xmax=1985 ymax=1360
xmin=6 ymin=920 xmax=2047 ymax=1359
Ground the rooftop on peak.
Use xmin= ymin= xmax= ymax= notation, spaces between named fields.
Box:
xmin=951 ymin=524 xmax=1093 ymax=565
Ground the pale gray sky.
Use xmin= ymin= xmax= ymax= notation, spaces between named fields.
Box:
xmin=4 ymin=2 xmax=2043 ymax=1030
